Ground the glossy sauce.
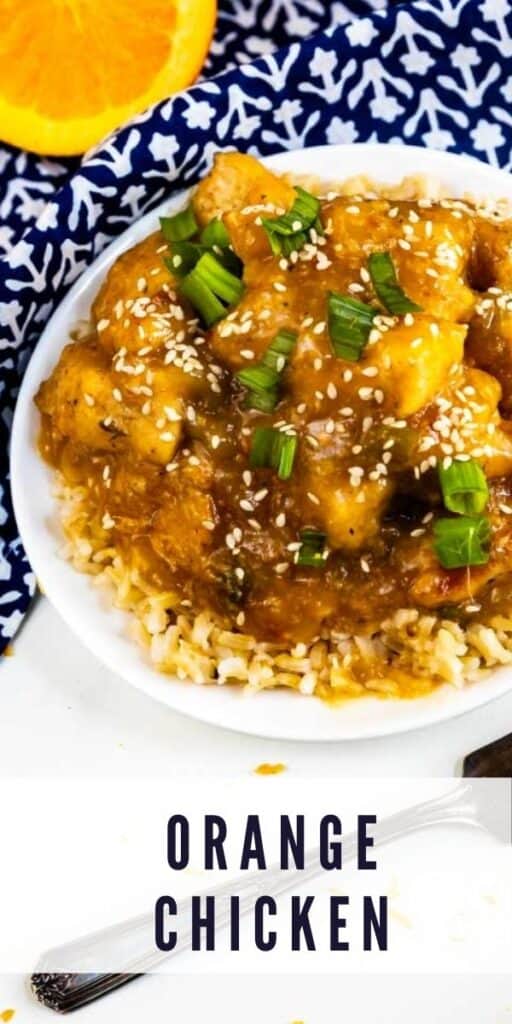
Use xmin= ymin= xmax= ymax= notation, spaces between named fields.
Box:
xmin=37 ymin=153 xmax=512 ymax=648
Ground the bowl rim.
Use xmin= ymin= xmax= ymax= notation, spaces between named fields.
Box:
xmin=10 ymin=141 xmax=512 ymax=742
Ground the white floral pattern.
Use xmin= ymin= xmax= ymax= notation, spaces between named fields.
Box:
xmin=0 ymin=0 xmax=511 ymax=648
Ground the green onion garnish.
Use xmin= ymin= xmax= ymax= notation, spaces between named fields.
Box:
xmin=263 ymin=228 xmax=309 ymax=258
xmin=262 ymin=187 xmax=320 ymax=257
xmin=236 ymin=329 xmax=297 ymax=412
xmin=262 ymin=187 xmax=320 ymax=237
xmin=193 ymin=251 xmax=244 ymax=305
xmin=160 ymin=205 xmax=198 ymax=243
xmin=249 ymin=427 xmax=297 ymax=480
xmin=180 ymin=252 xmax=244 ymax=326
xmin=327 ymin=292 xmax=376 ymax=361
xmin=368 ymin=252 xmax=422 ymax=315
xmin=262 ymin=328 xmax=297 ymax=372
xmin=438 ymin=458 xmax=489 ymax=516
xmin=200 ymin=217 xmax=230 ymax=248
xmin=180 ymin=272 xmax=227 ymax=327
xmin=165 ymin=240 xmax=205 ymax=276
xmin=243 ymin=389 xmax=280 ymax=413
xmin=165 ymin=240 xmax=242 ymax=279
xmin=237 ymin=364 xmax=280 ymax=394
xmin=297 ymin=529 xmax=327 ymax=568
xmin=433 ymin=515 xmax=491 ymax=569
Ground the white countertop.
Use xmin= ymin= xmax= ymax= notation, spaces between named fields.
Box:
xmin=1 ymin=972 xmax=512 ymax=1023
xmin=2 ymin=595 xmax=512 ymax=779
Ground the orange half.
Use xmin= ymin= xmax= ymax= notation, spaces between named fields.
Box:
xmin=0 ymin=0 xmax=217 ymax=155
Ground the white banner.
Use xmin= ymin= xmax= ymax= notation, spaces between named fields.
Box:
xmin=0 ymin=778 xmax=510 ymax=975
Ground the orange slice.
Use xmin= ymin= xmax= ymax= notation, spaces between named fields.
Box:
xmin=0 ymin=0 xmax=217 ymax=156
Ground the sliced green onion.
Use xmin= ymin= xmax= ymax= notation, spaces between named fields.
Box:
xmin=368 ymin=252 xmax=422 ymax=315
xmin=275 ymin=434 xmax=297 ymax=480
xmin=433 ymin=515 xmax=491 ymax=569
xmin=237 ymin=364 xmax=280 ymax=394
xmin=327 ymin=292 xmax=376 ymax=361
xmin=249 ymin=427 xmax=297 ymax=480
xmin=262 ymin=224 xmax=308 ymax=258
xmin=262 ymin=187 xmax=320 ymax=257
xmin=216 ymin=248 xmax=243 ymax=277
xmin=166 ymin=243 xmax=241 ymax=279
xmin=250 ymin=427 xmax=277 ymax=468
xmin=236 ymin=329 xmax=297 ymax=412
xmin=200 ymin=217 xmax=230 ymax=248
xmin=438 ymin=459 xmax=489 ymax=516
xmin=193 ymin=251 xmax=244 ymax=305
xmin=262 ymin=187 xmax=320 ymax=237
xmin=297 ymin=528 xmax=327 ymax=568
xmin=160 ymin=205 xmax=198 ymax=243
xmin=180 ymin=272 xmax=227 ymax=327
xmin=262 ymin=329 xmax=297 ymax=373
xmin=180 ymin=252 xmax=245 ymax=326
xmin=244 ymin=389 xmax=280 ymax=413
xmin=165 ymin=241 xmax=205 ymax=276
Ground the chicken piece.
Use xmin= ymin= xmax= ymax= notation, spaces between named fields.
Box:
xmin=328 ymin=198 xmax=476 ymax=322
xmin=37 ymin=340 xmax=208 ymax=467
xmin=36 ymin=342 xmax=124 ymax=451
xmin=365 ymin=315 xmax=466 ymax=417
xmin=193 ymin=152 xmax=297 ymax=272
xmin=302 ymin=451 xmax=393 ymax=551
xmin=398 ymin=500 xmax=512 ymax=608
xmin=193 ymin=152 xmax=295 ymax=227
xmin=123 ymin=364 xmax=207 ymax=466
xmin=209 ymin=275 xmax=299 ymax=372
xmin=407 ymin=367 xmax=512 ymax=482
xmin=150 ymin=450 xmax=216 ymax=577
xmin=472 ymin=217 xmax=512 ymax=291
xmin=466 ymin=291 xmax=512 ymax=413
xmin=92 ymin=232 xmax=180 ymax=355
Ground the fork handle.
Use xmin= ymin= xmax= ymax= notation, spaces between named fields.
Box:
xmin=31 ymin=973 xmax=141 ymax=1013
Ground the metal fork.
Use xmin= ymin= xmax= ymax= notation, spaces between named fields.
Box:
xmin=31 ymin=780 xmax=511 ymax=1013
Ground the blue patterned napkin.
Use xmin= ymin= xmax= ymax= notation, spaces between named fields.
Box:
xmin=0 ymin=0 xmax=510 ymax=651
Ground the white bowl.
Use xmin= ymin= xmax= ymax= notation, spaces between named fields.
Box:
xmin=11 ymin=142 xmax=512 ymax=741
